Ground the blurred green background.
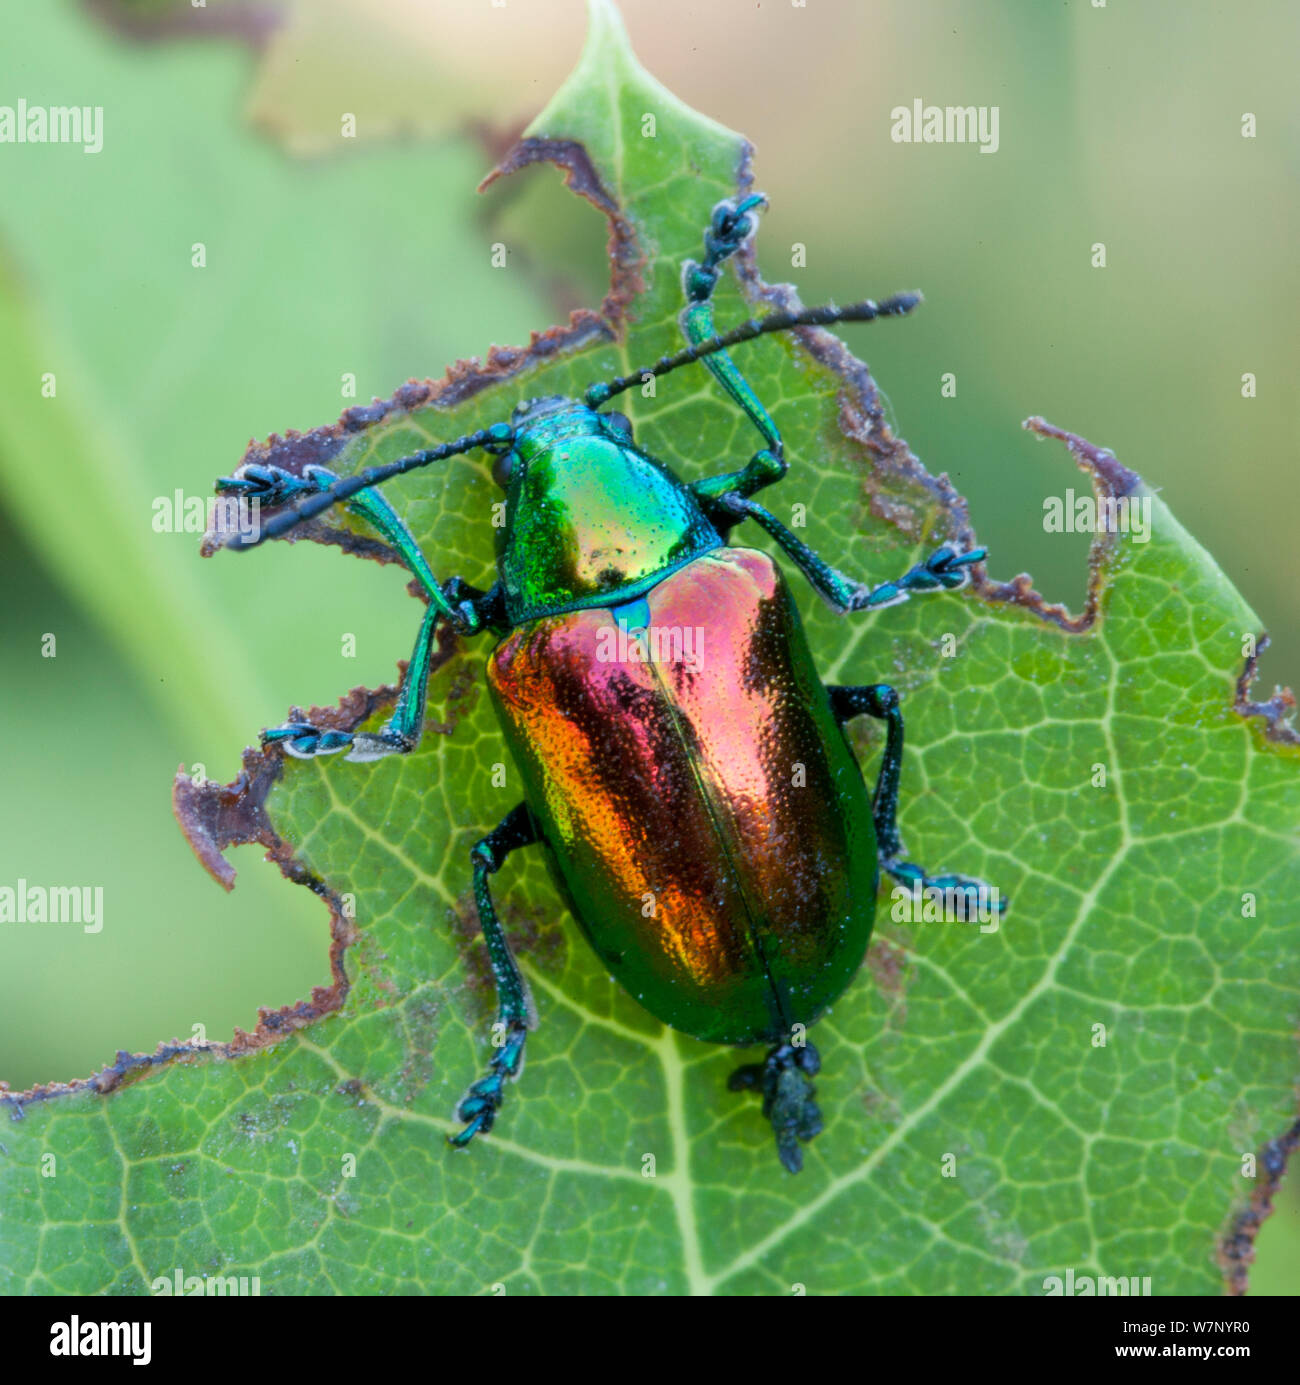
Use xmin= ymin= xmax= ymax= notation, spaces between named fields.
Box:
xmin=1 ymin=0 xmax=1296 ymax=1291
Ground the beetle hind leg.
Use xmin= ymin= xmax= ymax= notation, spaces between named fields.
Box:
xmin=449 ymin=803 xmax=540 ymax=1149
xmin=831 ymin=682 xmax=1008 ymax=917
xmin=728 ymin=1042 xmax=823 ymax=1173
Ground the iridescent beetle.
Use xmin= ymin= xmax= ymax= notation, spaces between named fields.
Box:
xmin=217 ymin=196 xmax=1004 ymax=1171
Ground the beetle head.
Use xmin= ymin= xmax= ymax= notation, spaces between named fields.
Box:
xmin=491 ymin=397 xmax=633 ymax=490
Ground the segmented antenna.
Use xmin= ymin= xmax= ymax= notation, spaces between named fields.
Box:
xmin=229 ymin=293 xmax=920 ymax=548
xmin=584 ymin=293 xmax=922 ymax=407
xmin=228 ymin=423 xmax=513 ymax=550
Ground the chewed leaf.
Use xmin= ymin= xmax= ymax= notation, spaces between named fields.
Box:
xmin=2 ymin=0 xmax=1298 ymax=1296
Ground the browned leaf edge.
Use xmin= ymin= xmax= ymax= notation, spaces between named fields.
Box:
xmin=1220 ymin=1117 xmax=1300 ymax=1294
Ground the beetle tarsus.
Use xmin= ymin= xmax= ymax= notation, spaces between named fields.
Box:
xmin=883 ymin=861 xmax=1009 ymax=918
xmin=683 ymin=192 xmax=768 ymax=304
xmin=449 ymin=1022 xmax=527 ymax=1147
xmin=215 ymin=462 xmax=317 ymax=507
xmin=846 ymin=544 xmax=986 ymax=611
xmin=729 ymin=1041 xmax=822 ymax=1173
xmin=262 ymin=722 xmax=356 ymax=758
xmin=260 ymin=721 xmax=417 ymax=761
xmin=901 ymin=543 xmax=985 ymax=592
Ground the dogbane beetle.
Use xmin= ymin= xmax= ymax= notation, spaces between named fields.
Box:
xmin=215 ymin=194 xmax=1005 ymax=1172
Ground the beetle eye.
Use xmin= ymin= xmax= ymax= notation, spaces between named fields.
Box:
xmin=492 ymin=449 xmax=517 ymax=489
xmin=604 ymin=411 xmax=633 ymax=440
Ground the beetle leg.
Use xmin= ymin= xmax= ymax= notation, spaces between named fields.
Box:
xmin=678 ymin=197 xmax=921 ymax=533
xmin=680 ymin=196 xmax=790 ymax=527
xmin=728 ymin=1041 xmax=823 ymax=1173
xmin=830 ymin=683 xmax=1008 ymax=916
xmin=717 ymin=494 xmax=985 ymax=611
xmin=449 ymin=803 xmax=540 ymax=1149
xmin=689 ymin=449 xmax=788 ymax=530
xmin=261 ymin=578 xmax=498 ymax=761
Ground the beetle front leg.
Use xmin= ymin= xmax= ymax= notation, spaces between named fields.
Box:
xmin=678 ymin=196 xmax=922 ymax=530
xmin=218 ymin=463 xmax=471 ymax=620
xmin=450 ymin=803 xmax=540 ymax=1148
xmin=680 ymin=195 xmax=790 ymax=526
xmin=830 ymin=683 xmax=1007 ymax=915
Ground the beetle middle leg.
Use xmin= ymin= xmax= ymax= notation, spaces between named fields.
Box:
xmin=831 ymin=683 xmax=1007 ymax=915
xmin=262 ymin=575 xmax=497 ymax=761
xmin=449 ymin=802 xmax=541 ymax=1148
xmin=234 ymin=464 xmax=502 ymax=760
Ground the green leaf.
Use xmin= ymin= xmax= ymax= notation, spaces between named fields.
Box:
xmin=3 ymin=0 xmax=1297 ymax=1296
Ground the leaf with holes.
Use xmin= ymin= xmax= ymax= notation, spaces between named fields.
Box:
xmin=2 ymin=0 xmax=1297 ymax=1296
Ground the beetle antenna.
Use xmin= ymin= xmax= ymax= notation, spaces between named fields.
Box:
xmin=584 ymin=294 xmax=921 ymax=407
xmin=223 ymin=423 xmax=514 ymax=549
xmin=226 ymin=295 xmax=918 ymax=549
